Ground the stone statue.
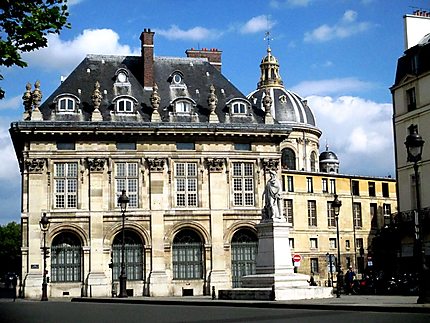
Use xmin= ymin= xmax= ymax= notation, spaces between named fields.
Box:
xmin=31 ymin=80 xmax=42 ymax=110
xmin=150 ymin=83 xmax=161 ymax=110
xmin=207 ymin=84 xmax=218 ymax=113
xmin=262 ymin=170 xmax=283 ymax=221
xmin=22 ymin=82 xmax=32 ymax=120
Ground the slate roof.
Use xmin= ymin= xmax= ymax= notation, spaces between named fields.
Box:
xmin=38 ymin=54 xmax=265 ymax=125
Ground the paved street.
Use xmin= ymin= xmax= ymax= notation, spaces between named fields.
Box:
xmin=0 ymin=295 xmax=429 ymax=323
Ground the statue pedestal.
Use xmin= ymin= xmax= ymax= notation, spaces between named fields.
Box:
xmin=219 ymin=220 xmax=333 ymax=300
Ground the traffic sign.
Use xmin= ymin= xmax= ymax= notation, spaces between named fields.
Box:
xmin=292 ymin=254 xmax=302 ymax=263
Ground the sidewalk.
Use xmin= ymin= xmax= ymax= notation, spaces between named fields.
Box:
xmin=68 ymin=294 xmax=430 ymax=313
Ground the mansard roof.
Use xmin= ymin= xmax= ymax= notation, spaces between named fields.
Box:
xmin=37 ymin=53 xmax=265 ymax=124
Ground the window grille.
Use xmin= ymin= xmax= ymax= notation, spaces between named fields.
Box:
xmin=232 ymin=162 xmax=254 ymax=206
xmin=54 ymin=162 xmax=78 ymax=208
xmin=115 ymin=162 xmax=138 ymax=208
xmin=173 ymin=230 xmax=203 ymax=280
xmin=175 ymin=162 xmax=198 ymax=207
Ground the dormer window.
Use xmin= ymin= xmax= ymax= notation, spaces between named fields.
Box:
xmin=115 ymin=69 xmax=129 ymax=84
xmin=169 ymin=71 xmax=185 ymax=87
xmin=232 ymin=102 xmax=246 ymax=114
xmin=117 ymin=98 xmax=133 ymax=113
xmin=59 ymin=97 xmax=75 ymax=112
xmin=175 ymin=101 xmax=191 ymax=113
xmin=54 ymin=94 xmax=80 ymax=114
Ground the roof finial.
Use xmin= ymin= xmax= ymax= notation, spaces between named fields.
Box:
xmin=264 ymin=30 xmax=273 ymax=51
xmin=325 ymin=140 xmax=329 ymax=151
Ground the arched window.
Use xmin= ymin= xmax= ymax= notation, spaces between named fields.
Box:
xmin=231 ymin=229 xmax=258 ymax=287
xmin=281 ymin=148 xmax=296 ymax=170
xmin=172 ymin=229 xmax=203 ymax=279
xmin=112 ymin=230 xmax=144 ymax=281
xmin=175 ymin=100 xmax=192 ymax=113
xmin=232 ymin=102 xmax=246 ymax=114
xmin=51 ymin=232 xmax=82 ymax=282
xmin=116 ymin=98 xmax=134 ymax=113
xmin=310 ymin=151 xmax=317 ymax=172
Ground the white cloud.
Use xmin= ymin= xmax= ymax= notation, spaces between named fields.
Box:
xmin=240 ymin=15 xmax=276 ymax=34
xmin=0 ymin=95 xmax=21 ymax=111
xmin=22 ymin=29 xmax=139 ymax=73
xmin=291 ymin=77 xmax=373 ymax=96
xmin=304 ymin=10 xmax=372 ymax=42
xmin=307 ymin=95 xmax=395 ymax=177
xmin=154 ymin=25 xmax=222 ymax=41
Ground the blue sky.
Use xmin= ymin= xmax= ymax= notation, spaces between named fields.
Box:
xmin=0 ymin=0 xmax=428 ymax=224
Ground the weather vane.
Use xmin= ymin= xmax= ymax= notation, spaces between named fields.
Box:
xmin=264 ymin=30 xmax=273 ymax=49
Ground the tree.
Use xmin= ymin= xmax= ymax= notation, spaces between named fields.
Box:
xmin=0 ymin=0 xmax=71 ymax=99
xmin=0 ymin=221 xmax=21 ymax=278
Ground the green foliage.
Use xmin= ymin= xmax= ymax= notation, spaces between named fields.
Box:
xmin=0 ymin=0 xmax=71 ymax=99
xmin=0 ymin=221 xmax=21 ymax=278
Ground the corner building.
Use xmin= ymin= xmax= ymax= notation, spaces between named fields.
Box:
xmin=10 ymin=29 xmax=396 ymax=299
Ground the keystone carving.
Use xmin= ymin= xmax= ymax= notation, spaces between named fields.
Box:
xmin=146 ymin=158 xmax=165 ymax=172
xmin=25 ymin=158 xmax=46 ymax=173
xmin=206 ymin=158 xmax=224 ymax=172
xmin=262 ymin=158 xmax=279 ymax=172
xmin=87 ymin=158 xmax=106 ymax=172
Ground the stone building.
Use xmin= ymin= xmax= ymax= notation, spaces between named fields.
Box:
xmin=10 ymin=29 xmax=396 ymax=299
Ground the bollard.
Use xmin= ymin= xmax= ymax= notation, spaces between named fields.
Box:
xmin=211 ymin=286 xmax=216 ymax=300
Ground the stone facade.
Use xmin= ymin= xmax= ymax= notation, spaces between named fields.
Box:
xmin=10 ymin=29 xmax=397 ymax=299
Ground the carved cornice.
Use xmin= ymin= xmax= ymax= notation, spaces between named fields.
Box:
xmin=262 ymin=158 xmax=279 ymax=172
xmin=87 ymin=158 xmax=106 ymax=172
xmin=25 ymin=158 xmax=46 ymax=173
xmin=146 ymin=158 xmax=165 ymax=172
xmin=205 ymin=158 xmax=224 ymax=172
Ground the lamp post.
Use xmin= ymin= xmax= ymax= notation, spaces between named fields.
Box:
xmin=117 ymin=189 xmax=129 ymax=298
xmin=39 ymin=213 xmax=50 ymax=301
xmin=405 ymin=124 xmax=429 ymax=304
xmin=332 ymin=194 xmax=342 ymax=298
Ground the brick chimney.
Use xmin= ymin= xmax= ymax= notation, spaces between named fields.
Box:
xmin=140 ymin=29 xmax=155 ymax=88
xmin=185 ymin=48 xmax=222 ymax=72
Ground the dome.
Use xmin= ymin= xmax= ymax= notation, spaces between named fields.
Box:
xmin=248 ymin=47 xmax=318 ymax=127
xmin=418 ymin=33 xmax=430 ymax=45
xmin=248 ymin=87 xmax=316 ymax=126
xmin=319 ymin=150 xmax=339 ymax=162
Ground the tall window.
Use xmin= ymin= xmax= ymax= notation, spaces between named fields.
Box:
xmin=383 ymin=203 xmax=391 ymax=226
xmin=345 ymin=240 xmax=351 ymax=250
xmin=322 ymin=178 xmax=328 ymax=193
xmin=54 ymin=162 xmax=78 ymax=208
xmin=51 ymin=232 xmax=82 ymax=282
xmin=175 ymin=162 xmax=198 ymax=207
xmin=310 ymin=152 xmax=317 ymax=172
xmin=283 ymin=199 xmax=294 ymax=225
xmin=406 ymin=87 xmax=416 ymax=111
xmin=115 ymin=162 xmax=138 ymax=208
xmin=307 ymin=177 xmax=313 ymax=193
xmin=176 ymin=101 xmax=192 ymax=113
xmin=112 ymin=230 xmax=144 ymax=281
xmin=308 ymin=200 xmax=317 ymax=227
xmin=330 ymin=179 xmax=336 ymax=194
xmin=351 ymin=180 xmax=360 ymax=196
xmin=370 ymin=203 xmax=378 ymax=228
xmin=310 ymin=238 xmax=318 ymax=249
xmin=368 ymin=182 xmax=376 ymax=197
xmin=287 ymin=176 xmax=294 ymax=192
xmin=172 ymin=229 xmax=203 ymax=279
xmin=329 ymin=238 xmax=337 ymax=249
xmin=310 ymin=258 xmax=319 ymax=273
xmin=281 ymin=148 xmax=296 ymax=170
xmin=289 ymin=238 xmax=295 ymax=249
xmin=231 ymin=229 xmax=257 ymax=287
xmin=353 ymin=202 xmax=362 ymax=228
xmin=232 ymin=162 xmax=254 ymax=206
xmin=327 ymin=202 xmax=336 ymax=227
xmin=382 ymin=182 xmax=389 ymax=197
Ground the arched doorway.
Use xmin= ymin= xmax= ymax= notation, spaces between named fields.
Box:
xmin=51 ymin=231 xmax=82 ymax=282
xmin=172 ymin=229 xmax=203 ymax=280
xmin=112 ymin=230 xmax=144 ymax=281
xmin=231 ymin=229 xmax=258 ymax=287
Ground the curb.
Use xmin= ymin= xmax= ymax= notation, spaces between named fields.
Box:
xmin=70 ymin=297 xmax=430 ymax=314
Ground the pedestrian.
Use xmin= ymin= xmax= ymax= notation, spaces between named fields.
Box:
xmin=345 ymin=266 xmax=356 ymax=295
xmin=308 ymin=272 xmax=317 ymax=286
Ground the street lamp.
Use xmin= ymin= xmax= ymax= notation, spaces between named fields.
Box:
xmin=117 ymin=189 xmax=129 ymax=298
xmin=39 ymin=213 xmax=50 ymax=301
xmin=405 ymin=124 xmax=429 ymax=304
xmin=332 ymin=194 xmax=342 ymax=298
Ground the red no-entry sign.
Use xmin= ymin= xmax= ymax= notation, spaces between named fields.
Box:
xmin=293 ymin=254 xmax=302 ymax=262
